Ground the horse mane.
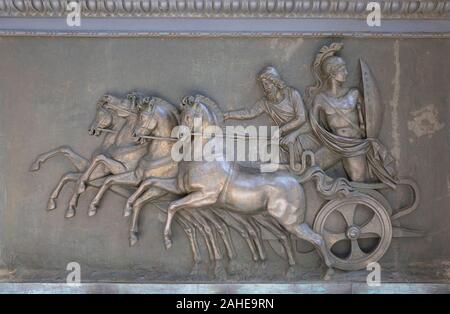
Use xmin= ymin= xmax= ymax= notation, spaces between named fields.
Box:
xmin=151 ymin=97 xmax=181 ymax=124
xmin=194 ymin=94 xmax=224 ymax=127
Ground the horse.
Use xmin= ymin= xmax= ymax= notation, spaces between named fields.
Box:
xmin=128 ymin=94 xmax=352 ymax=274
xmin=29 ymin=94 xmax=141 ymax=217
xmin=99 ymin=97 xmax=262 ymax=264
xmin=78 ymin=96 xmax=241 ymax=272
xmin=30 ymin=93 xmax=220 ymax=269
xmin=85 ymin=96 xmax=180 ymax=216
xmin=60 ymin=94 xmax=150 ymax=218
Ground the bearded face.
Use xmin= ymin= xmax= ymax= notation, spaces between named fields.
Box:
xmin=260 ymin=78 xmax=280 ymax=102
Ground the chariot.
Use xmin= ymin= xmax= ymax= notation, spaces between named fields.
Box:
xmin=264 ymin=58 xmax=424 ymax=271
xmin=280 ymin=149 xmax=422 ymax=271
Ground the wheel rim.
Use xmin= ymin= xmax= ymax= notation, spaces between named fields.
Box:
xmin=313 ymin=192 xmax=392 ymax=271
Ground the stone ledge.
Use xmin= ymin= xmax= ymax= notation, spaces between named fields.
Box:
xmin=0 ymin=282 xmax=448 ymax=294
xmin=1 ymin=16 xmax=450 ymax=37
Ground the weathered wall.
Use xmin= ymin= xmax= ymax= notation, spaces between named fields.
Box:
xmin=0 ymin=37 xmax=449 ymax=282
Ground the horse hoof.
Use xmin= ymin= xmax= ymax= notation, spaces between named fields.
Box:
xmin=129 ymin=233 xmax=138 ymax=247
xmin=285 ymin=266 xmax=296 ymax=280
xmin=65 ymin=207 xmax=75 ymax=218
xmin=88 ymin=205 xmax=97 ymax=217
xmin=29 ymin=161 xmax=40 ymax=172
xmin=164 ymin=238 xmax=172 ymax=250
xmin=47 ymin=199 xmax=57 ymax=211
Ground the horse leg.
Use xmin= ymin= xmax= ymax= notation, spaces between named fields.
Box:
xmin=65 ymin=165 xmax=111 ymax=217
xmin=129 ymin=188 xmax=167 ymax=246
xmin=153 ymin=203 xmax=203 ymax=266
xmin=179 ymin=211 xmax=215 ymax=262
xmin=30 ymin=146 xmax=89 ymax=172
xmin=165 ymin=191 xmax=218 ymax=249
xmin=174 ymin=215 xmax=202 ymax=268
xmin=125 ymin=177 xmax=179 ymax=217
xmin=253 ymin=215 xmax=296 ymax=266
xmin=274 ymin=206 xmax=333 ymax=275
xmin=124 ymin=184 xmax=147 ymax=217
xmin=228 ymin=212 xmax=266 ymax=261
xmin=124 ymin=180 xmax=151 ymax=217
xmin=47 ymin=172 xmax=81 ymax=211
xmin=191 ymin=211 xmax=223 ymax=261
xmin=200 ymin=210 xmax=236 ymax=260
xmin=246 ymin=217 xmax=268 ymax=264
xmin=286 ymin=222 xmax=334 ymax=279
xmin=211 ymin=209 xmax=260 ymax=262
xmin=128 ymin=192 xmax=205 ymax=267
xmin=89 ymin=171 xmax=138 ymax=216
xmin=65 ymin=162 xmax=104 ymax=216
xmin=66 ymin=188 xmax=81 ymax=218
xmin=75 ymin=156 xmax=103 ymax=195
xmin=77 ymin=154 xmax=126 ymax=194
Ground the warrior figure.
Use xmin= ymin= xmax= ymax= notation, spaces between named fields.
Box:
xmin=308 ymin=43 xmax=397 ymax=186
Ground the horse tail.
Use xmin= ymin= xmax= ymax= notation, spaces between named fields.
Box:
xmin=295 ymin=166 xmax=354 ymax=199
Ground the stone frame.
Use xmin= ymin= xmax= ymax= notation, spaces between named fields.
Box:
xmin=0 ymin=0 xmax=449 ymax=294
xmin=0 ymin=1 xmax=449 ymax=37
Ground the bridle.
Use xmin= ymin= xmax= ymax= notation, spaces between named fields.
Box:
xmin=93 ymin=99 xmax=137 ymax=134
xmin=104 ymin=101 xmax=138 ymax=117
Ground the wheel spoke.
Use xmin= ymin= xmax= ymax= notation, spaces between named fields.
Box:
xmin=360 ymin=214 xmax=382 ymax=236
xmin=337 ymin=203 xmax=357 ymax=227
xmin=348 ymin=239 xmax=367 ymax=260
xmin=358 ymin=233 xmax=381 ymax=239
xmin=323 ymin=229 xmax=347 ymax=247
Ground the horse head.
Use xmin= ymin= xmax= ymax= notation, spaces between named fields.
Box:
xmin=134 ymin=97 xmax=157 ymax=143
xmin=179 ymin=94 xmax=224 ymax=133
xmin=88 ymin=94 xmax=138 ymax=137
xmin=134 ymin=96 xmax=180 ymax=144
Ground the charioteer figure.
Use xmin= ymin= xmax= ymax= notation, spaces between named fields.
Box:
xmin=224 ymin=66 xmax=320 ymax=165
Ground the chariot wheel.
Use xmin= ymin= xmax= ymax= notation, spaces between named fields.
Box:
xmin=313 ymin=192 xmax=392 ymax=271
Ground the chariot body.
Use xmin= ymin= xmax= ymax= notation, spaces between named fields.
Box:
xmin=273 ymin=151 xmax=421 ymax=271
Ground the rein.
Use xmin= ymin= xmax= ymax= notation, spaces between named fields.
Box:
xmin=105 ymin=102 xmax=138 ymax=117
xmin=95 ymin=128 xmax=118 ymax=134
xmin=138 ymin=132 xmax=275 ymax=141
xmin=95 ymin=126 xmax=277 ymax=142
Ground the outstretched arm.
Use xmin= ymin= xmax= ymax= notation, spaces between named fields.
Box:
xmin=224 ymin=99 xmax=265 ymax=120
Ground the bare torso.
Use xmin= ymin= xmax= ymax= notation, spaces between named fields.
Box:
xmin=316 ymin=88 xmax=362 ymax=138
